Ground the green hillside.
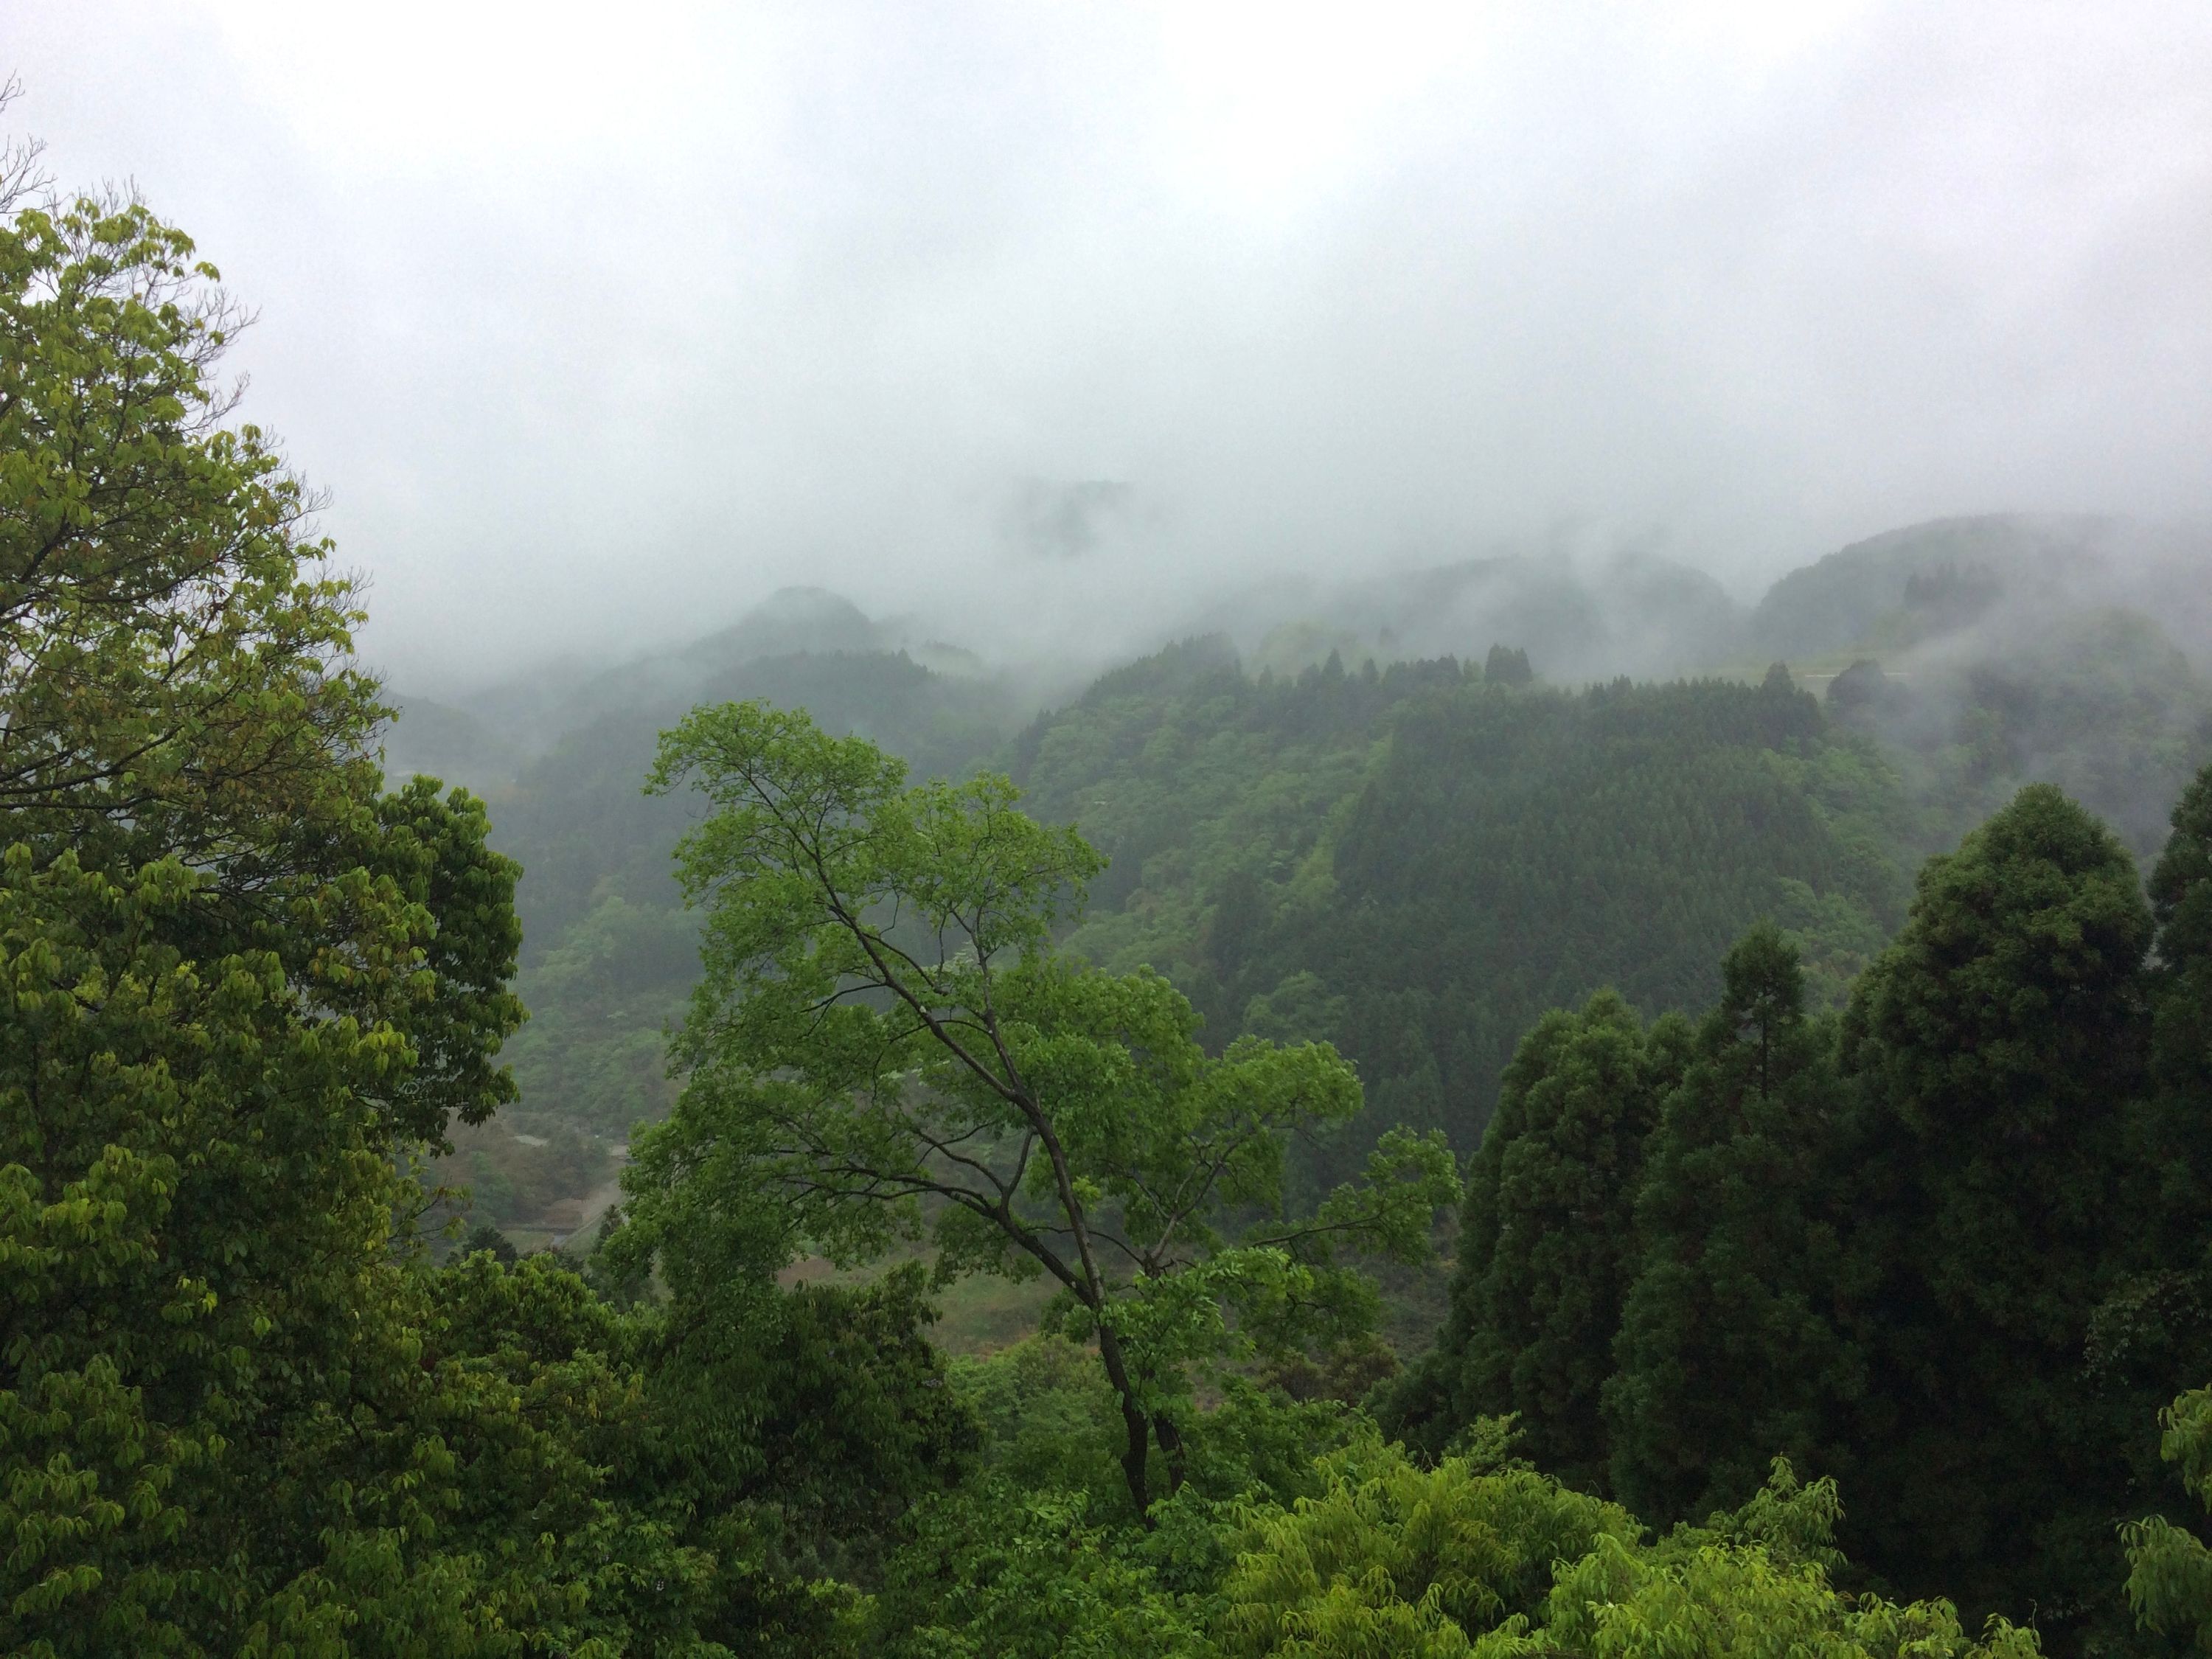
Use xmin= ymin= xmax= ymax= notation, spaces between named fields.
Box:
xmin=392 ymin=536 xmax=2211 ymax=1263
xmin=1012 ymin=650 xmax=1907 ymax=1170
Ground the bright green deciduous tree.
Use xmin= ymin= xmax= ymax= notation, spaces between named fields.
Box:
xmin=0 ymin=155 xmax=381 ymax=877
xmin=2124 ymin=1380 xmax=2212 ymax=1652
xmin=1214 ymin=1437 xmax=1634 ymax=1658
xmin=0 ymin=150 xmax=644 ymax=1655
xmin=1385 ymin=991 xmax=1690 ymax=1492
xmin=1214 ymin=1444 xmax=2042 ymax=1659
xmin=1606 ymin=922 xmax=1858 ymax=1524
xmin=636 ymin=700 xmax=1461 ymax=1514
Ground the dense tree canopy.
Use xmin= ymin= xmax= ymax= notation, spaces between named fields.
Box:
xmin=634 ymin=699 xmax=1460 ymax=1512
xmin=0 ymin=161 xmax=965 ymax=1657
xmin=15 ymin=113 xmax=2212 ymax=1659
xmin=1403 ymin=770 xmax=2212 ymax=1653
xmin=1604 ymin=922 xmax=1857 ymax=1523
xmin=1832 ymin=784 xmax=2155 ymax=1623
xmin=0 ymin=163 xmax=549 ymax=1652
xmin=0 ymin=170 xmax=379 ymax=874
xmin=1382 ymin=991 xmax=1690 ymax=1489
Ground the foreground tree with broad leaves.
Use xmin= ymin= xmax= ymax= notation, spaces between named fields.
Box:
xmin=630 ymin=700 xmax=1461 ymax=1514
xmin=0 ymin=116 xmax=966 ymax=1655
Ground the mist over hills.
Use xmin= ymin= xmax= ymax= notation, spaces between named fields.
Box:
xmin=372 ymin=509 xmax=2211 ymax=1205
xmin=381 ymin=510 xmax=2212 ymax=793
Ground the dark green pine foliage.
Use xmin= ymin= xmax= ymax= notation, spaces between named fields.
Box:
xmin=1310 ymin=669 xmax=1902 ymax=1164
xmin=2146 ymin=764 xmax=2212 ymax=1229
xmin=2088 ymin=762 xmax=2212 ymax=1550
xmin=1385 ymin=992 xmax=1691 ymax=1492
xmin=1834 ymin=782 xmax=2154 ymax=1633
xmin=1605 ymin=922 xmax=1857 ymax=1524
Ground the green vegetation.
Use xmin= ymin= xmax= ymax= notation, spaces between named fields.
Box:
xmin=493 ymin=648 xmax=1020 ymax=1140
xmin=1393 ymin=773 xmax=2212 ymax=1651
xmin=448 ymin=526 xmax=2208 ymax=1261
xmin=1015 ymin=653 xmax=1907 ymax=1173
xmin=13 ymin=144 xmax=2212 ymax=1659
xmin=630 ymin=699 xmax=1459 ymax=1510
xmin=0 ymin=170 xmax=975 ymax=1655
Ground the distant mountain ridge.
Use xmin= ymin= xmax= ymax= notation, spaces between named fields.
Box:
xmin=1748 ymin=512 xmax=2212 ymax=665
xmin=378 ymin=512 xmax=2211 ymax=801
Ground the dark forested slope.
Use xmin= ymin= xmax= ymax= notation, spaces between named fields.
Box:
xmin=1013 ymin=650 xmax=1907 ymax=1163
xmin=1384 ymin=768 xmax=2212 ymax=1654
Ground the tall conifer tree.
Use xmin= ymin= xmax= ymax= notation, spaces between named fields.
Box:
xmin=1834 ymin=783 xmax=2153 ymax=1631
xmin=1606 ymin=922 xmax=1855 ymax=1523
xmin=1391 ymin=992 xmax=1689 ymax=1491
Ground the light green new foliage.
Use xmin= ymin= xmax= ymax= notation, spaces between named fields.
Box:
xmin=2124 ymin=1383 xmax=2212 ymax=1650
xmin=1215 ymin=1438 xmax=1635 ymax=1659
xmin=0 ymin=149 xmax=381 ymax=872
xmin=1505 ymin=1533 xmax=2042 ymax=1659
xmin=639 ymin=700 xmax=1461 ymax=1514
xmin=1489 ymin=1464 xmax=2041 ymax=1659
xmin=1218 ymin=1449 xmax=2042 ymax=1659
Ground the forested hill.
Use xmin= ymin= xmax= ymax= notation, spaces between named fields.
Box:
xmin=24 ymin=131 xmax=2212 ymax=1659
xmin=383 ymin=514 xmax=2211 ymax=1223
xmin=444 ymin=620 xmax=1915 ymax=1169
xmin=1011 ymin=649 xmax=1906 ymax=1162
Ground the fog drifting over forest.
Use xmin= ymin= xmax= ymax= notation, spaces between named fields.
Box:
xmin=11 ymin=1 xmax=2212 ymax=688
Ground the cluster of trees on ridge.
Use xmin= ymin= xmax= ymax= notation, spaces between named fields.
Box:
xmin=8 ymin=134 xmax=2212 ymax=1657
xmin=1008 ymin=647 xmax=1910 ymax=1182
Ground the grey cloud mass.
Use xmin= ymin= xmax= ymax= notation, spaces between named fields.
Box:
xmin=8 ymin=1 xmax=2211 ymax=688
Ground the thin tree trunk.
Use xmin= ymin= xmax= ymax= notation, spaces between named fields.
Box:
xmin=1097 ymin=1324 xmax=1152 ymax=1515
xmin=1152 ymin=1412 xmax=1188 ymax=1495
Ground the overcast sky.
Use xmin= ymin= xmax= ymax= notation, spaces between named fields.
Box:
xmin=10 ymin=1 xmax=2212 ymax=686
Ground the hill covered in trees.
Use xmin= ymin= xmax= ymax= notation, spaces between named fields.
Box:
xmin=391 ymin=507 xmax=2212 ymax=1248
xmin=10 ymin=158 xmax=2212 ymax=1658
xmin=1006 ymin=647 xmax=1907 ymax=1168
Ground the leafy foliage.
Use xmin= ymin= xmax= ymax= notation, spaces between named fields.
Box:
xmin=634 ymin=698 xmax=1460 ymax=1512
xmin=0 ymin=160 xmax=969 ymax=1656
xmin=2126 ymin=1383 xmax=2212 ymax=1651
xmin=483 ymin=649 xmax=1018 ymax=1147
xmin=1384 ymin=992 xmax=1689 ymax=1490
xmin=1214 ymin=1437 xmax=1632 ymax=1657
xmin=0 ymin=178 xmax=380 ymax=869
xmin=1015 ymin=655 xmax=1907 ymax=1180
